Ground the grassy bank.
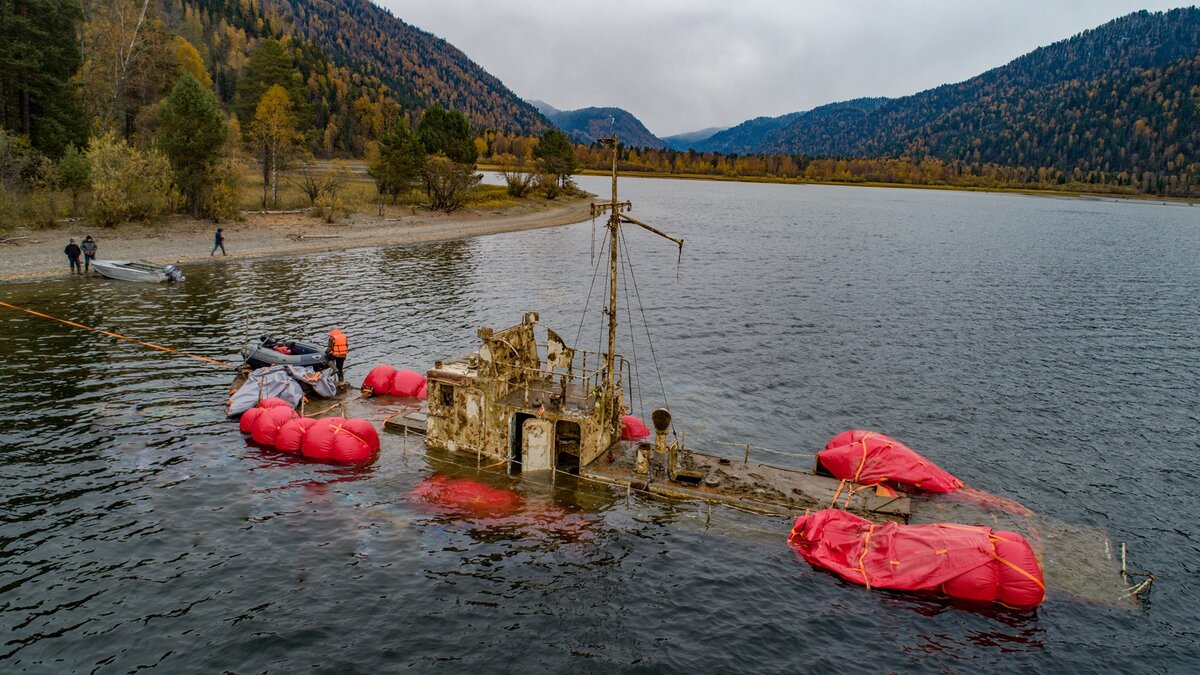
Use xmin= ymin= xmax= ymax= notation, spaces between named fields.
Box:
xmin=0 ymin=161 xmax=526 ymax=235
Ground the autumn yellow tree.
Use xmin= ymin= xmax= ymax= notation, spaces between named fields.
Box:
xmin=76 ymin=0 xmax=176 ymax=134
xmin=173 ymin=37 xmax=212 ymax=90
xmin=250 ymin=85 xmax=302 ymax=208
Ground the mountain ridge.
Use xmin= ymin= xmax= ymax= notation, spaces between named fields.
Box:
xmin=533 ymin=103 xmax=667 ymax=149
xmin=764 ymin=7 xmax=1200 ymax=161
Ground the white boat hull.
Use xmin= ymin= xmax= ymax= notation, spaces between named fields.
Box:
xmin=92 ymin=260 xmax=184 ymax=283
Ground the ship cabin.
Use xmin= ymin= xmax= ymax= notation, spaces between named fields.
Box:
xmin=423 ymin=312 xmax=627 ymax=475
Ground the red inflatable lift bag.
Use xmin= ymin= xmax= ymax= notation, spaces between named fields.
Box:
xmin=621 ymin=415 xmax=651 ymax=441
xmin=250 ymin=405 xmax=300 ymax=446
xmin=361 ymin=365 xmax=397 ymax=396
xmin=407 ymin=475 xmax=523 ymax=517
xmin=788 ymin=509 xmax=1045 ymax=609
xmin=390 ymin=369 xmax=427 ymax=397
xmin=274 ymin=417 xmax=318 ymax=454
xmin=238 ymin=397 xmax=294 ymax=433
xmin=820 ymin=430 xmax=963 ymax=494
xmin=301 ymin=417 xmax=344 ymax=460
xmin=301 ymin=417 xmax=379 ymax=463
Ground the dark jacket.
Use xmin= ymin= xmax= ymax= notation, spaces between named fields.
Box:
xmin=80 ymin=239 xmax=97 ymax=256
xmin=64 ymin=243 xmax=81 ymax=259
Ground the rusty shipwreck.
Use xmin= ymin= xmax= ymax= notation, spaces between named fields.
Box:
xmin=383 ymin=135 xmax=1150 ymax=608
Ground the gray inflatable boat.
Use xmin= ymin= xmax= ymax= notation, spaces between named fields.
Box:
xmin=242 ymin=334 xmax=329 ymax=370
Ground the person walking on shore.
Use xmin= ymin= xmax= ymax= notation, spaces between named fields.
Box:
xmin=326 ymin=328 xmax=348 ymax=382
xmin=80 ymin=235 xmax=97 ymax=273
xmin=64 ymin=238 xmax=82 ymax=275
xmin=211 ymin=227 xmax=226 ymax=256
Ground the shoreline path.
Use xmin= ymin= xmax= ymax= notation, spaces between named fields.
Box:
xmin=0 ymin=198 xmax=593 ymax=283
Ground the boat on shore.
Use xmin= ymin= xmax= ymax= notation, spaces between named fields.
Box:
xmin=92 ymin=260 xmax=185 ymax=283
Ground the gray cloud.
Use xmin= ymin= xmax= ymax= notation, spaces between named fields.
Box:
xmin=381 ymin=1 xmax=1195 ymax=136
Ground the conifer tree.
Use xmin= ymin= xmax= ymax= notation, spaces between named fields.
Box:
xmin=57 ymin=143 xmax=90 ymax=216
xmin=369 ymin=118 xmax=426 ymax=205
xmin=0 ymin=0 xmax=86 ymax=155
xmin=159 ymin=74 xmax=228 ymax=216
xmin=417 ymin=106 xmax=477 ymax=165
xmin=534 ymin=129 xmax=577 ymax=188
xmin=234 ymin=39 xmax=307 ymax=127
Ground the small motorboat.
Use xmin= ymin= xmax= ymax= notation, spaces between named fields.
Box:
xmin=242 ymin=334 xmax=329 ymax=370
xmin=92 ymin=260 xmax=185 ymax=283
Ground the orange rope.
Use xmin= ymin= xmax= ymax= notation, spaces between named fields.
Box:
xmin=856 ymin=524 xmax=876 ymax=591
xmin=852 ymin=432 xmax=873 ymax=484
xmin=988 ymin=551 xmax=1046 ymax=591
xmin=0 ymin=299 xmax=232 ymax=367
xmin=830 ymin=479 xmax=847 ymax=508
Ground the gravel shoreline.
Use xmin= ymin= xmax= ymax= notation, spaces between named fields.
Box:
xmin=0 ymin=198 xmax=592 ymax=283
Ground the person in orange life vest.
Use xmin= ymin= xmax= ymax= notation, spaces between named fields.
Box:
xmin=326 ymin=329 xmax=348 ymax=382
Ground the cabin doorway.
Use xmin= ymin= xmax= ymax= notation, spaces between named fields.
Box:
xmin=509 ymin=412 xmax=535 ymax=475
xmin=555 ymin=421 xmax=581 ymax=474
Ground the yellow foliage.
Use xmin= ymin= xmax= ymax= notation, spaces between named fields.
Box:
xmin=174 ymin=37 xmax=213 ymax=89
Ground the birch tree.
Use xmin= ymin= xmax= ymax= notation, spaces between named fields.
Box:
xmin=250 ymin=85 xmax=301 ymax=208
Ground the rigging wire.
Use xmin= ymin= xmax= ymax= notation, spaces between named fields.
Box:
xmin=617 ymin=227 xmax=643 ymax=420
xmin=574 ymin=224 xmax=610 ymax=352
xmin=617 ymin=224 xmax=671 ymax=413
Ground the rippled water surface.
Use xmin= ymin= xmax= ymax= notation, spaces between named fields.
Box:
xmin=2 ymin=177 xmax=1198 ymax=673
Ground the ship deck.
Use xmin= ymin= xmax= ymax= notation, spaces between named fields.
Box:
xmin=583 ymin=440 xmax=912 ymax=520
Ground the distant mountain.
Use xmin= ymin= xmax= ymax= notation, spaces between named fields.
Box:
xmin=258 ymin=0 xmax=548 ymax=134
xmin=535 ymin=104 xmax=667 ymax=149
xmin=763 ymin=7 xmax=1200 ymax=169
xmin=760 ymin=98 xmax=890 ymax=154
xmin=529 ymin=100 xmax=561 ymax=117
xmin=683 ymin=111 xmax=805 ymax=154
xmin=661 ymin=127 xmax=727 ymax=150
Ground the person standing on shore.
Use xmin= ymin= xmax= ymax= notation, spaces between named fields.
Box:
xmin=64 ymin=238 xmax=82 ymax=274
xmin=211 ymin=227 xmax=226 ymax=256
xmin=326 ymin=328 xmax=348 ymax=382
xmin=80 ymin=235 xmax=97 ymax=273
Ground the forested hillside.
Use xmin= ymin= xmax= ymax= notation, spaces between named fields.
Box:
xmin=2 ymin=0 xmax=545 ymax=163
xmin=908 ymin=55 xmax=1200 ymax=194
xmin=0 ymin=0 xmax=572 ymax=230
xmin=761 ymin=8 xmax=1200 ymax=193
xmin=259 ymin=0 xmax=547 ymax=135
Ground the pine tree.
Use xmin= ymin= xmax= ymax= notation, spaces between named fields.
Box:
xmin=57 ymin=143 xmax=90 ymax=216
xmin=0 ymin=0 xmax=86 ymax=155
xmin=234 ymin=39 xmax=306 ymax=127
xmin=417 ymin=106 xmax=477 ymax=165
xmin=159 ymin=74 xmax=228 ymax=216
xmin=534 ymin=129 xmax=577 ymax=188
xmin=369 ymin=118 xmax=425 ymax=205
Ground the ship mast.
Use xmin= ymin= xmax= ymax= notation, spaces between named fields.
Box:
xmin=590 ymin=134 xmax=684 ymax=429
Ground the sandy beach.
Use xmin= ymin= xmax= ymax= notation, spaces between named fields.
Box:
xmin=0 ymin=198 xmax=593 ymax=283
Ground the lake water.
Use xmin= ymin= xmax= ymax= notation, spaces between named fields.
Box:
xmin=1 ymin=176 xmax=1198 ymax=672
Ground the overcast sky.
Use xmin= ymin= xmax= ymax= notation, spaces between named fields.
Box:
xmin=379 ymin=1 xmax=1196 ymax=137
